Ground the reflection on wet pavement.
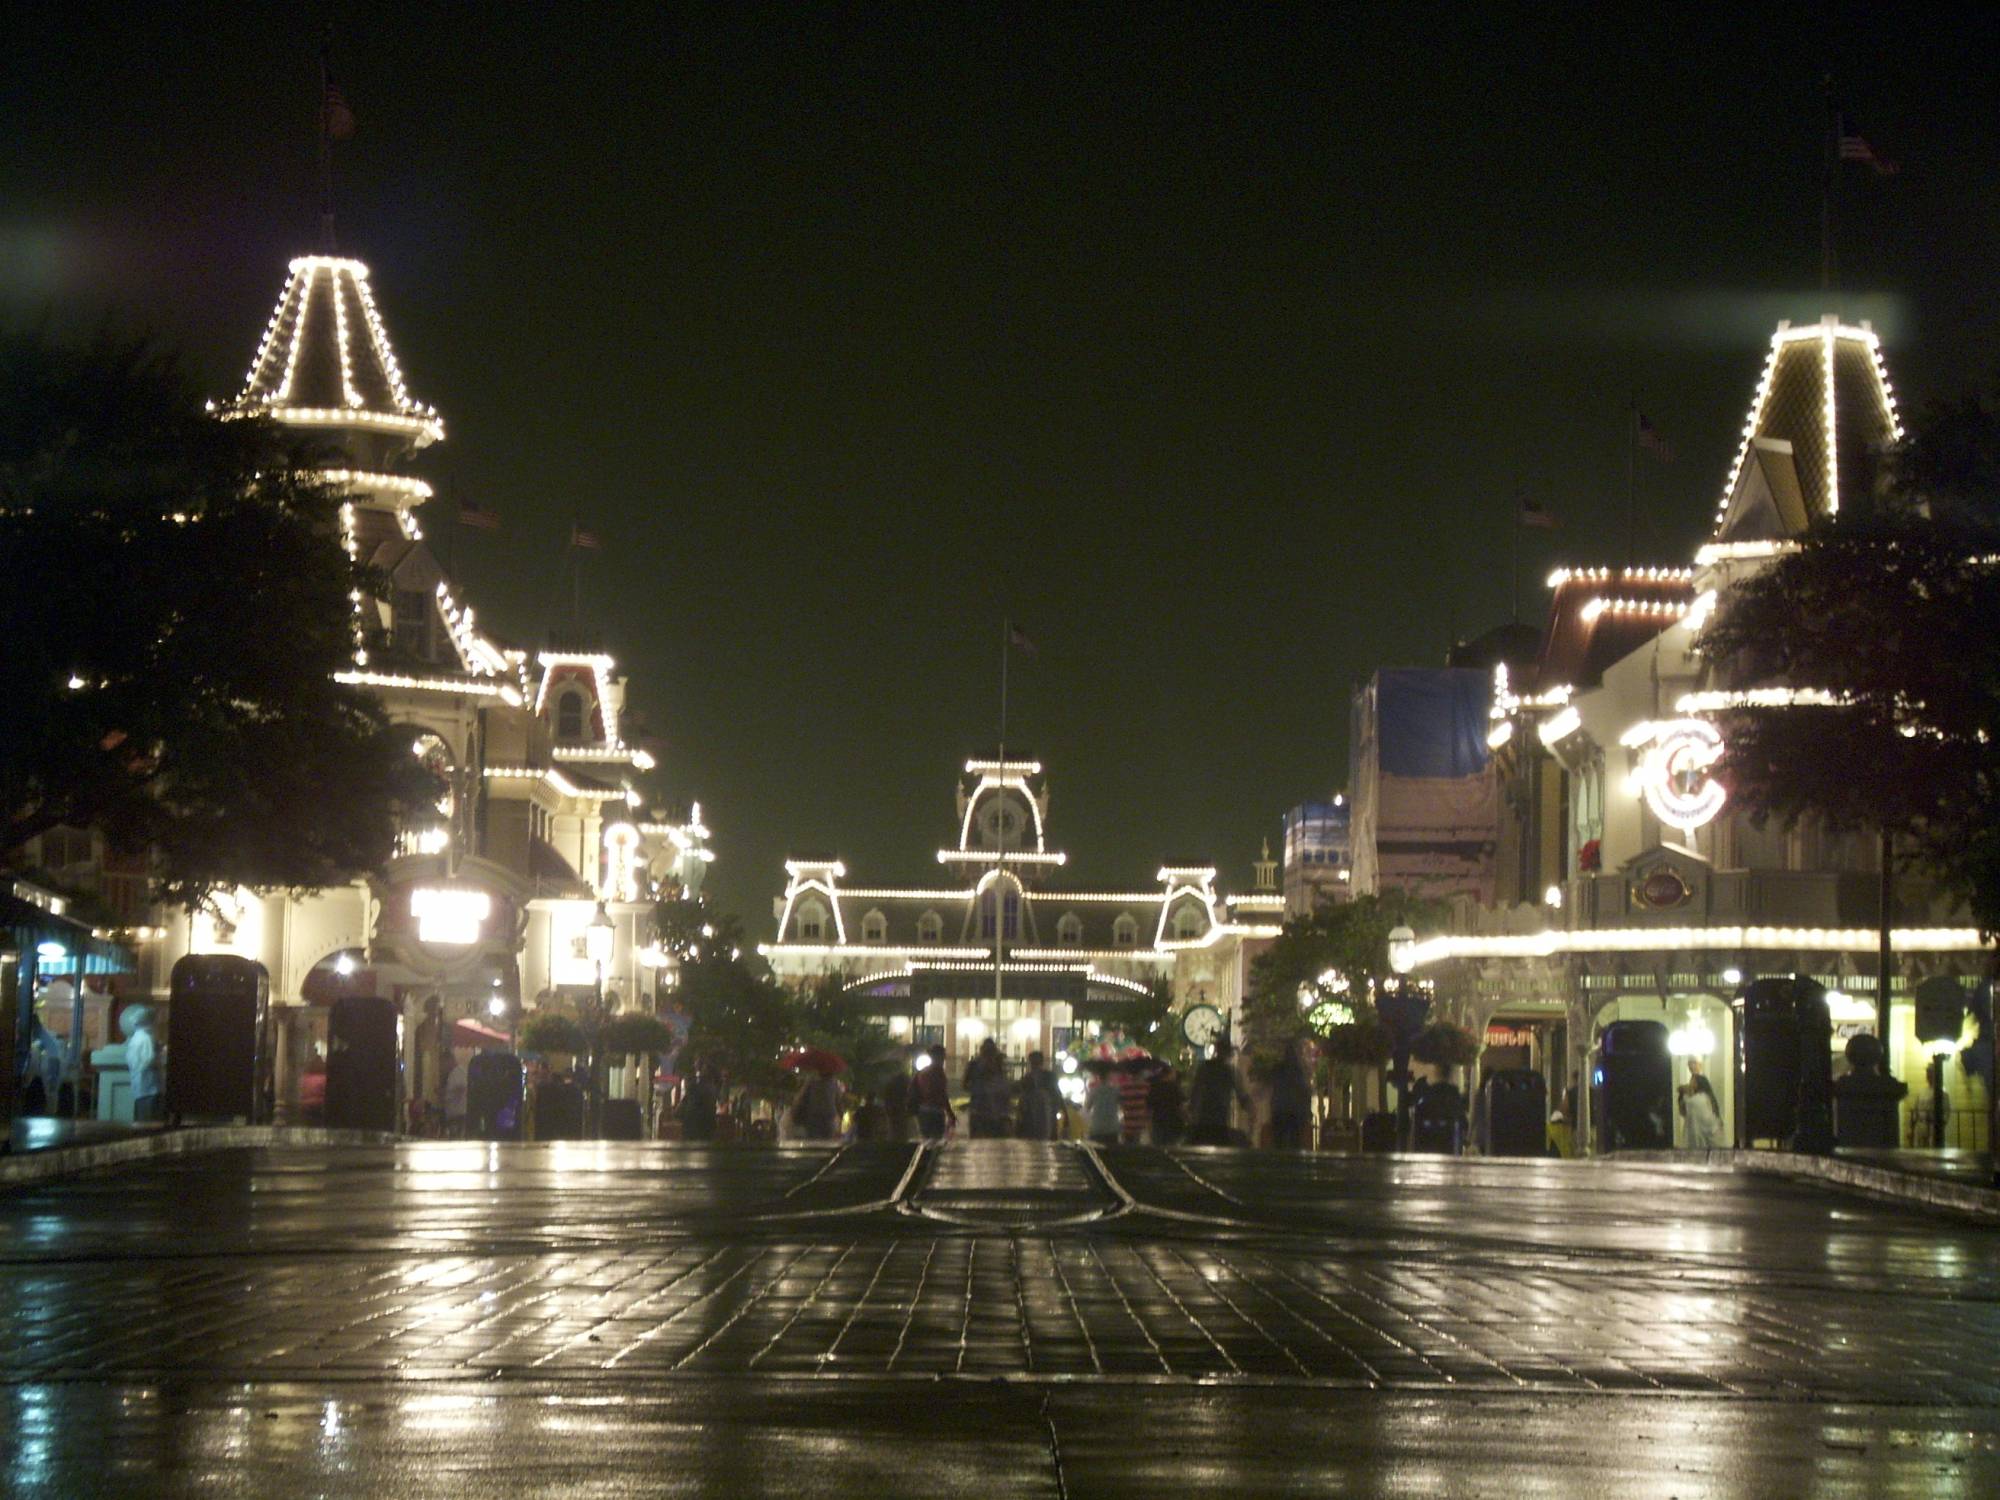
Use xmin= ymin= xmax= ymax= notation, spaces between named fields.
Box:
xmin=1 ymin=1140 xmax=1996 ymax=1496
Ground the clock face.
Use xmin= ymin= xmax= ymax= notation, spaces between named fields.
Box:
xmin=977 ymin=798 xmax=1024 ymax=845
xmin=1181 ymin=1004 xmax=1225 ymax=1049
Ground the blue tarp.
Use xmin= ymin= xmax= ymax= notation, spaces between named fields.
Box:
xmin=1375 ymin=669 xmax=1492 ymax=780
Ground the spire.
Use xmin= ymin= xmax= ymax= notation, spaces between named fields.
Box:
xmin=1709 ymin=316 xmax=1903 ymax=544
xmin=226 ymin=256 xmax=443 ymax=452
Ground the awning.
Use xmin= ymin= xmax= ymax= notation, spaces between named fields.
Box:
xmin=452 ymin=1017 xmax=512 ymax=1049
xmin=1 ymin=886 xmax=136 ymax=977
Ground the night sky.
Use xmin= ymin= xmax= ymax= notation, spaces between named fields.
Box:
xmin=8 ymin=3 xmax=1999 ymax=926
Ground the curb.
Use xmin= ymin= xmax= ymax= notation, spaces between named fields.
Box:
xmin=1611 ymin=1148 xmax=2000 ymax=1222
xmin=0 ymin=1126 xmax=399 ymax=1190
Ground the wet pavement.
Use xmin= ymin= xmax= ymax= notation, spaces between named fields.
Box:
xmin=1 ymin=1141 xmax=1997 ymax=1495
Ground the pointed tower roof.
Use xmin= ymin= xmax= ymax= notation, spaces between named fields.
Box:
xmin=1708 ymin=316 xmax=1902 ymax=546
xmin=225 ymin=256 xmax=443 ymax=449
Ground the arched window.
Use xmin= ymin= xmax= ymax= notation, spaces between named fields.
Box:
xmin=556 ymin=688 xmax=588 ymax=743
xmin=1056 ymin=913 xmax=1083 ymax=947
xmin=862 ymin=909 xmax=887 ymax=944
xmin=1112 ymin=913 xmax=1138 ymax=948
xmin=797 ymin=899 xmax=828 ymax=942
xmin=979 ymin=885 xmax=1020 ymax=940
xmin=1173 ymin=905 xmax=1204 ymax=941
xmin=917 ymin=910 xmax=943 ymax=945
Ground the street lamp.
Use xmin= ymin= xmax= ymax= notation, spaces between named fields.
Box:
xmin=584 ymin=904 xmax=616 ymax=1135
xmin=1380 ymin=925 xmax=1426 ymax=1149
xmin=1387 ymin=925 xmax=1416 ymax=976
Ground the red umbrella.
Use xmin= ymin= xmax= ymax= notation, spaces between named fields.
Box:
xmin=779 ymin=1046 xmax=847 ymax=1076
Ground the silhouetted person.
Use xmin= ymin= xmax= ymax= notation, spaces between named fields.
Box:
xmin=1016 ymin=1050 xmax=1064 ymax=1140
xmin=679 ymin=1067 xmax=719 ymax=1142
xmin=965 ymin=1038 xmax=1011 ymax=1138
xmin=1270 ymin=1038 xmax=1313 ymax=1149
xmin=1148 ymin=1065 xmax=1186 ymax=1146
xmin=912 ymin=1045 xmax=954 ymax=1141
xmin=1188 ymin=1039 xmax=1249 ymax=1146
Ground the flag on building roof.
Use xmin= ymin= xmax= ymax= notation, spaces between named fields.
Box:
xmin=322 ymin=79 xmax=356 ymax=141
xmin=1516 ymin=498 xmax=1559 ymax=530
xmin=569 ymin=523 xmax=601 ymax=550
xmin=457 ymin=497 xmax=500 ymax=531
xmin=1838 ymin=116 xmax=1898 ymax=176
xmin=1006 ymin=622 xmax=1037 ymax=657
xmin=1637 ymin=413 xmax=1674 ymax=463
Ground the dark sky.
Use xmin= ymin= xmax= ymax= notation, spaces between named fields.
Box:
xmin=7 ymin=3 xmax=1999 ymax=927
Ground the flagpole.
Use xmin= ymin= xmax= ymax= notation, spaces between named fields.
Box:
xmin=995 ymin=619 xmax=1007 ymax=1014
xmin=318 ymin=29 xmax=337 ymax=252
xmin=1821 ymin=74 xmax=1837 ymax=297
xmin=1625 ymin=394 xmax=1638 ymax=567
xmin=1509 ymin=490 xmax=1521 ymax=624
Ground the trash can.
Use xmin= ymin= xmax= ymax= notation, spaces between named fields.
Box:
xmin=1594 ymin=1020 xmax=1671 ymax=1151
xmin=467 ymin=1051 xmax=524 ymax=1141
xmin=602 ymin=1098 xmax=644 ymax=1140
xmin=324 ymin=995 xmax=402 ymax=1133
xmin=165 ymin=955 xmax=272 ymax=1124
xmin=1484 ymin=1068 xmax=1548 ymax=1157
xmin=1359 ymin=1111 xmax=1397 ymax=1154
xmin=1740 ymin=978 xmax=1800 ymax=1143
xmin=1410 ymin=1082 xmax=1466 ymax=1154
xmin=1833 ymin=1034 xmax=1906 ymax=1148
xmin=533 ymin=1078 xmax=585 ymax=1140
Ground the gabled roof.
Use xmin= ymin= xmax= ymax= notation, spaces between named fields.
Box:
xmin=1531 ymin=568 xmax=1696 ymax=696
xmin=1710 ymin=317 xmax=1902 ymax=543
xmin=225 ymin=256 xmax=443 ymax=448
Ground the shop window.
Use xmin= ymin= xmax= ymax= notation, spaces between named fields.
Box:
xmin=394 ymin=589 xmax=432 ymax=659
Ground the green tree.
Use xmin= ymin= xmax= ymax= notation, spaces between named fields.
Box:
xmin=0 ymin=332 xmax=437 ymax=908
xmin=1702 ymin=394 xmax=2000 ymax=936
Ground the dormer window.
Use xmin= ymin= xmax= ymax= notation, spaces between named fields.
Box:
xmin=556 ymin=688 xmax=588 ymax=743
xmin=862 ymin=909 xmax=887 ymax=944
xmin=797 ymin=899 xmax=828 ymax=942
xmin=1173 ymin=906 xmax=1204 ymax=942
xmin=1112 ymin=913 xmax=1138 ymax=948
xmin=1057 ymin=913 xmax=1083 ymax=947
xmin=917 ymin=911 xmax=943 ymax=945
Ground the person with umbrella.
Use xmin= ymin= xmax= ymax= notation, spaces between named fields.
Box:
xmin=782 ymin=1048 xmax=847 ymax=1141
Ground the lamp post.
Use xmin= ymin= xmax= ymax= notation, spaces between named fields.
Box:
xmin=585 ymin=903 xmax=616 ymax=1136
xmin=1378 ymin=925 xmax=1428 ymax=1151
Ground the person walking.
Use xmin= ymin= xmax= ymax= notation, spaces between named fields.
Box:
xmin=1114 ymin=1056 xmax=1153 ymax=1143
xmin=122 ymin=1005 xmax=162 ymax=1124
xmin=678 ymin=1065 xmax=719 ymax=1142
xmin=1147 ymin=1064 xmax=1186 ymax=1146
xmin=1679 ymin=1058 xmax=1725 ymax=1149
xmin=793 ymin=1066 xmax=845 ymax=1141
xmin=1015 ymin=1050 xmax=1064 ymax=1140
xmin=965 ymin=1038 xmax=1012 ymax=1138
xmin=1083 ymin=1059 xmax=1124 ymax=1146
xmin=1187 ymin=1038 xmax=1250 ymax=1146
xmin=1269 ymin=1037 xmax=1313 ymax=1150
xmin=912 ymin=1045 xmax=954 ymax=1142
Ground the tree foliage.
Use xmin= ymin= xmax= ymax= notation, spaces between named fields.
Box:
xmin=1244 ymin=891 xmax=1447 ymax=1045
xmin=598 ymin=1011 xmax=678 ymax=1058
xmin=0 ymin=331 xmax=438 ymax=907
xmin=518 ymin=1011 xmax=587 ymax=1057
xmin=1702 ymin=394 xmax=2000 ymax=934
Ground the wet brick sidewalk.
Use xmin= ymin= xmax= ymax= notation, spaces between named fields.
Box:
xmin=1 ymin=1140 xmax=1997 ymax=1496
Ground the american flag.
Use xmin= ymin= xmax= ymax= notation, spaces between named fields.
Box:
xmin=1839 ymin=117 xmax=1898 ymax=176
xmin=457 ymin=497 xmax=499 ymax=532
xmin=1637 ymin=413 xmax=1674 ymax=463
xmin=1516 ymin=498 xmax=1559 ymax=531
xmin=569 ymin=523 xmax=601 ymax=550
xmin=322 ymin=80 xmax=356 ymax=141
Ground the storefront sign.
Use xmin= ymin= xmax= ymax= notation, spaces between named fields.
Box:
xmin=1632 ymin=718 xmax=1727 ymax=834
xmin=410 ymin=887 xmax=490 ymax=946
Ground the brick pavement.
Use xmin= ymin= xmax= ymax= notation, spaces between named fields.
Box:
xmin=1 ymin=1141 xmax=1996 ymax=1404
